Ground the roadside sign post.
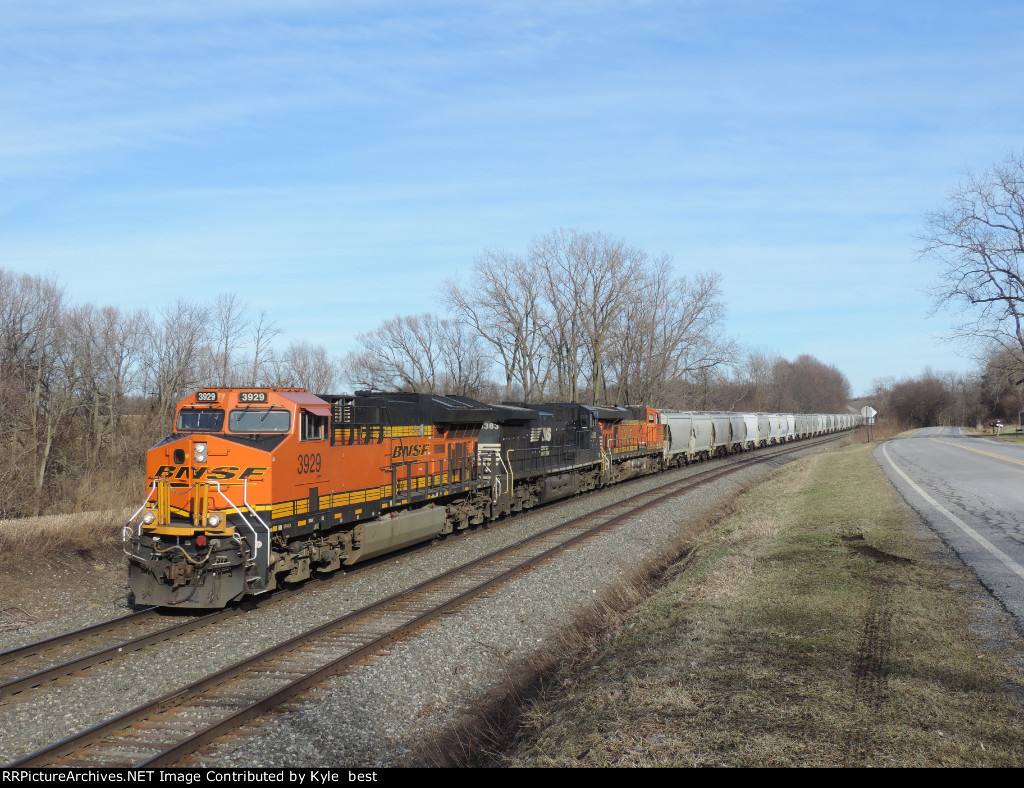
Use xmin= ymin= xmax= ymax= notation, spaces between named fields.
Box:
xmin=861 ymin=406 xmax=878 ymax=442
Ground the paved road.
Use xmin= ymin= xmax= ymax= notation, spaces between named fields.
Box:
xmin=875 ymin=426 xmax=1024 ymax=631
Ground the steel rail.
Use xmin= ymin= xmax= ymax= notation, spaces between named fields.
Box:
xmin=0 ymin=608 xmax=157 ymax=666
xmin=0 ymin=609 xmax=233 ymax=698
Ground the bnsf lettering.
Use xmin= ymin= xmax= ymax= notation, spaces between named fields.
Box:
xmin=391 ymin=443 xmax=430 ymax=460
xmin=153 ymin=466 xmax=267 ymax=481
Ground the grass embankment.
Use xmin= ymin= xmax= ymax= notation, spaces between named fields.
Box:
xmin=0 ymin=509 xmax=131 ymax=556
xmin=0 ymin=509 xmax=132 ymax=627
xmin=479 ymin=443 xmax=1024 ymax=767
xmin=988 ymin=432 xmax=1024 ymax=445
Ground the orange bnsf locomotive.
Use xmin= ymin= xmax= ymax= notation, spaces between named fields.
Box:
xmin=125 ymin=389 xmax=665 ymax=607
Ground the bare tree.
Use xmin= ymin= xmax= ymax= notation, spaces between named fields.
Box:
xmin=702 ymin=348 xmax=780 ymax=412
xmin=530 ymin=229 xmax=649 ymax=403
xmin=436 ymin=318 xmax=490 ymax=397
xmin=772 ymin=354 xmax=851 ymax=413
xmin=608 ymin=261 xmax=735 ymax=406
xmin=342 ymin=313 xmax=491 ymax=396
xmin=275 ymin=340 xmax=338 ymax=393
xmin=922 ymin=152 xmax=1024 ymax=359
xmin=70 ymin=304 xmax=147 ymax=469
xmin=248 ymin=309 xmax=282 ymax=386
xmin=145 ymin=299 xmax=212 ymax=419
xmin=738 ymin=349 xmax=780 ymax=411
xmin=448 ymin=230 xmax=737 ymax=406
xmin=210 ymin=293 xmax=249 ymax=386
xmin=530 ymin=230 xmax=590 ymax=401
xmin=0 ymin=270 xmax=79 ymax=511
xmin=342 ymin=314 xmax=444 ymax=393
xmin=977 ymin=346 xmax=1024 ymax=422
xmin=443 ymin=248 xmax=549 ymax=401
xmin=885 ymin=373 xmax=953 ymax=428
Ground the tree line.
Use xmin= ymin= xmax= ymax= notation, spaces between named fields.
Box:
xmin=868 ymin=347 xmax=1023 ymax=430
xmin=342 ymin=229 xmax=853 ymax=415
xmin=343 ymin=228 xmax=737 ymax=406
xmin=702 ymin=351 xmax=853 ymax=414
xmin=0 ymin=271 xmax=339 ymax=518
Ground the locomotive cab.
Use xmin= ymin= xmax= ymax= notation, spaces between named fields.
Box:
xmin=126 ymin=388 xmax=331 ymax=607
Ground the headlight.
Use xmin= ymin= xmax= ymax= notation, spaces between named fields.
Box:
xmin=141 ymin=511 xmax=156 ymax=525
xmin=194 ymin=442 xmax=208 ymax=462
xmin=206 ymin=514 xmax=222 ymax=528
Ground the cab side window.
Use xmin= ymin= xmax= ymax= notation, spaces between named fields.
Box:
xmin=301 ymin=411 xmax=328 ymax=441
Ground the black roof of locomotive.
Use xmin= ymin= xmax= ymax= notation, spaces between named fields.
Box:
xmin=317 ymin=392 xmax=637 ymax=427
xmin=506 ymin=402 xmax=639 ymax=422
xmin=348 ymin=392 xmax=490 ymax=426
xmin=319 ymin=391 xmax=536 ymax=427
xmin=445 ymin=395 xmax=536 ymax=423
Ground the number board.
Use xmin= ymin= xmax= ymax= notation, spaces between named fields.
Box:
xmin=196 ymin=391 xmax=218 ymax=402
xmin=238 ymin=391 xmax=268 ymax=403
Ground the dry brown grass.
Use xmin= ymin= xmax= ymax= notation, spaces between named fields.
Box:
xmin=849 ymin=419 xmax=903 ymax=442
xmin=0 ymin=508 xmax=132 ymax=557
xmin=415 ymin=443 xmax=1024 ymax=767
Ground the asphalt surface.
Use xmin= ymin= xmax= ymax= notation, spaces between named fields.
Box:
xmin=875 ymin=427 xmax=1024 ymax=632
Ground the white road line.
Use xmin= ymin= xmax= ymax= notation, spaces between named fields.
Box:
xmin=881 ymin=442 xmax=1024 ymax=582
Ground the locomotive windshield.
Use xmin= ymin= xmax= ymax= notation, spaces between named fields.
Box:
xmin=229 ymin=408 xmax=291 ymax=433
xmin=176 ymin=408 xmax=225 ymax=432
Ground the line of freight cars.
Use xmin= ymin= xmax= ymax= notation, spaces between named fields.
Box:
xmin=125 ymin=388 xmax=861 ymax=608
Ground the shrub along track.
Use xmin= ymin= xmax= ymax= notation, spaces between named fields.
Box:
xmin=8 ymin=434 xmax=844 ymax=767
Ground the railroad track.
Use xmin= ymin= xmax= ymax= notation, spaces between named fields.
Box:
xmin=0 ymin=609 xmax=155 ymax=686
xmin=0 ymin=608 xmax=217 ymax=699
xmin=8 ymin=433 xmax=841 ymax=767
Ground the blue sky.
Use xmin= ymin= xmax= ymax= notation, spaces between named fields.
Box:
xmin=2 ymin=1 xmax=1021 ymax=396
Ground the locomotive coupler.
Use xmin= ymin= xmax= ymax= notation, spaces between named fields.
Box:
xmin=166 ymin=560 xmax=196 ymax=589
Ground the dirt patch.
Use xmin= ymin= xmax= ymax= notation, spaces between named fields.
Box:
xmin=849 ymin=543 xmax=913 ymax=565
xmin=0 ymin=544 xmax=132 ymax=646
xmin=0 ymin=507 xmax=135 ymax=645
